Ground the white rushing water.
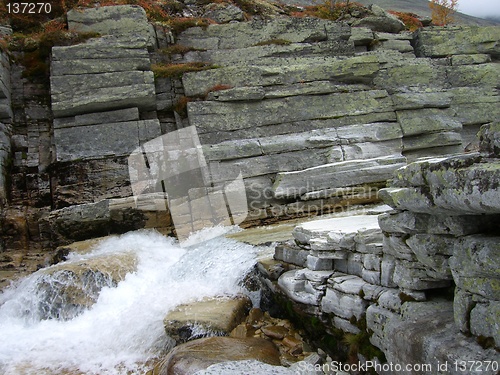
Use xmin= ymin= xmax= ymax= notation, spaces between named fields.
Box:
xmin=0 ymin=227 xmax=262 ymax=375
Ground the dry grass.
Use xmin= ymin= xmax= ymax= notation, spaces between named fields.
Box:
xmin=151 ymin=62 xmax=217 ymax=79
xmin=289 ymin=1 xmax=369 ymax=21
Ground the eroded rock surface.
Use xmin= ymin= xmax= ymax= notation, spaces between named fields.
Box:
xmin=152 ymin=336 xmax=281 ymax=375
xmin=163 ymin=296 xmax=251 ymax=344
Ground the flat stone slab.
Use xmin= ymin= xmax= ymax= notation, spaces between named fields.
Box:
xmin=273 ymin=154 xmax=406 ymax=199
xmin=414 ymin=26 xmax=500 ymax=58
xmin=67 ymin=5 xmax=151 ymax=38
xmin=183 ymin=53 xmax=383 ymax=97
xmin=51 ymin=71 xmax=156 ymax=118
xmin=177 ymin=17 xmax=352 ymax=51
xmin=51 ymin=35 xmax=150 ymax=61
xmin=293 ymin=214 xmax=382 ymax=247
xmin=163 ymin=296 xmax=252 ymax=343
xmin=53 ymin=108 xmax=140 ymax=129
xmin=380 ymin=156 xmax=500 ymax=215
xmin=54 ymin=119 xmax=161 ymax=162
xmin=188 ymin=90 xmax=393 ymax=134
xmin=50 ymin=34 xmax=155 ymax=118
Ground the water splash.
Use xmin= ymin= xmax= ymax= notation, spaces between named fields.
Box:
xmin=0 ymin=228 xmax=260 ymax=375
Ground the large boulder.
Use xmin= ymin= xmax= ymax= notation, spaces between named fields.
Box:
xmin=203 ymin=3 xmax=244 ymax=23
xmin=163 ymin=296 xmax=252 ymax=344
xmin=351 ymin=5 xmax=405 ymax=33
xmin=414 ymin=26 xmax=500 ymax=58
xmin=30 ymin=251 xmax=137 ymax=320
xmin=450 ymin=235 xmax=500 ymax=301
xmin=47 ymin=200 xmax=147 ymax=241
xmin=151 ymin=336 xmax=281 ymax=375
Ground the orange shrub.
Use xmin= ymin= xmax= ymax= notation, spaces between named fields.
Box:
xmin=429 ymin=0 xmax=459 ymax=25
xmin=388 ymin=11 xmax=423 ymax=32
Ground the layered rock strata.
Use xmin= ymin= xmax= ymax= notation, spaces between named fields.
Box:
xmin=261 ymin=123 xmax=499 ymax=373
xmin=1 ymin=5 xmax=499 ymax=277
xmin=0 ymin=35 xmax=12 ymax=204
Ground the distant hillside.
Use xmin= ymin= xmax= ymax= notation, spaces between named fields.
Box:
xmin=280 ymin=0 xmax=500 ymax=26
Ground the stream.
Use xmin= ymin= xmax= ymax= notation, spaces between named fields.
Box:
xmin=0 ymin=227 xmax=264 ymax=375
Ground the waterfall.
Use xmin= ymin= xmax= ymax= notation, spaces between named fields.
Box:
xmin=0 ymin=227 xmax=262 ymax=375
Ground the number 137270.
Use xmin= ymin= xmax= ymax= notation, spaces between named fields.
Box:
xmin=7 ymin=2 xmax=52 ymax=14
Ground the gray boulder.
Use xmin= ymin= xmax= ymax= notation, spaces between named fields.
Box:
xmin=414 ymin=26 xmax=500 ymax=58
xmin=163 ymin=296 xmax=252 ymax=344
xmin=203 ymin=3 xmax=244 ymax=23
xmin=352 ymin=6 xmax=405 ymax=34
xmin=67 ymin=5 xmax=152 ymax=39
xmin=478 ymin=122 xmax=500 ymax=156
xmin=153 ymin=337 xmax=281 ymax=375
xmin=450 ymin=235 xmax=500 ymax=300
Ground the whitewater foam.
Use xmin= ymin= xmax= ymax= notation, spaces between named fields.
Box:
xmin=0 ymin=228 xmax=260 ymax=375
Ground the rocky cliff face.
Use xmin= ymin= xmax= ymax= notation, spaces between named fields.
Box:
xmin=260 ymin=122 xmax=499 ymax=372
xmin=0 ymin=2 xmax=499 ymax=371
xmin=1 ymin=3 xmax=499 ymax=270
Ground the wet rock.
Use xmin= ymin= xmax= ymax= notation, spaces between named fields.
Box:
xmin=230 ymin=323 xmax=256 ymax=338
xmin=278 ymin=270 xmax=324 ymax=306
xmin=152 ymin=336 xmax=281 ymax=375
xmin=33 ymin=252 xmax=137 ymax=320
xmin=321 ymin=285 xmax=368 ymax=320
xmin=163 ymin=296 xmax=252 ymax=344
xmin=274 ymin=242 xmax=308 ymax=267
xmin=261 ymin=325 xmax=289 ymax=339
